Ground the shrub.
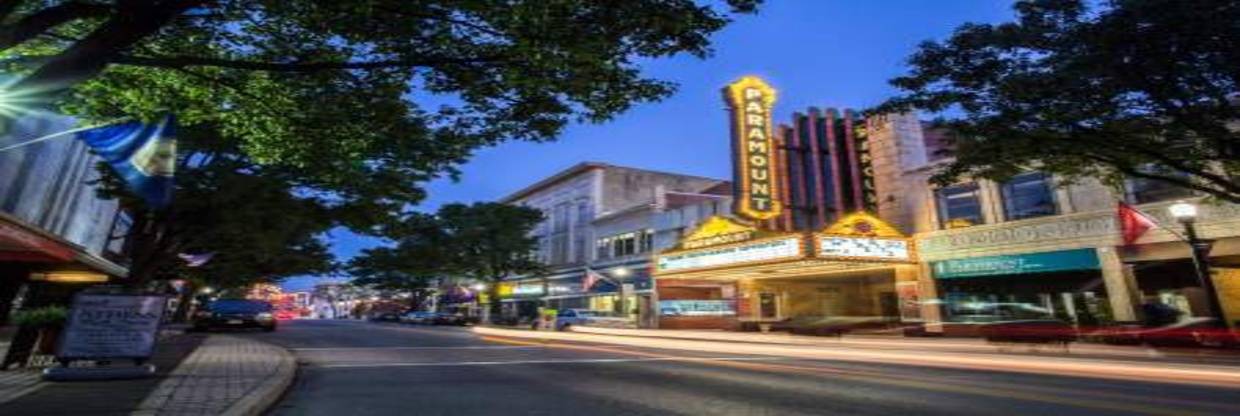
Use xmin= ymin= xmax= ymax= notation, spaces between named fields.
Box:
xmin=12 ymin=306 xmax=69 ymax=328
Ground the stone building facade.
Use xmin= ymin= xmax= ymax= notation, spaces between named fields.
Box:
xmin=864 ymin=114 xmax=1240 ymax=333
xmin=496 ymin=162 xmax=726 ymax=324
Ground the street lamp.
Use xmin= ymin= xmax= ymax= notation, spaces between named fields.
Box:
xmin=471 ymin=283 xmax=487 ymax=292
xmin=1168 ymin=201 xmax=1225 ymax=326
xmin=612 ymin=267 xmax=631 ymax=277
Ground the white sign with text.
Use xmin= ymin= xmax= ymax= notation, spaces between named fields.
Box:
xmin=58 ymin=294 xmax=167 ymax=360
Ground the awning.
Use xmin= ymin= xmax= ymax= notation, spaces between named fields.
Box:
xmin=0 ymin=212 xmax=128 ymax=278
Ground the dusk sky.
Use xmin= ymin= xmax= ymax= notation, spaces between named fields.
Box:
xmin=283 ymin=1 xmax=1016 ymax=291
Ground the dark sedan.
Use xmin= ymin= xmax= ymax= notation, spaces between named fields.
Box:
xmin=192 ymin=299 xmax=277 ymax=332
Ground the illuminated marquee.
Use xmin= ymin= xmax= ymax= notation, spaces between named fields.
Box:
xmin=658 ymin=237 xmax=802 ymax=272
xmin=818 ymin=236 xmax=911 ymax=261
xmin=724 ymin=76 xmax=781 ymax=220
xmin=815 ymin=212 xmax=916 ymax=262
xmin=679 ymin=216 xmax=757 ymax=250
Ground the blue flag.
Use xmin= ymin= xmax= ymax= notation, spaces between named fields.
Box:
xmin=76 ymin=116 xmax=176 ymax=207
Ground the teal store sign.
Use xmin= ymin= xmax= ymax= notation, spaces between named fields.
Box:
xmin=932 ymin=248 xmax=1100 ymax=279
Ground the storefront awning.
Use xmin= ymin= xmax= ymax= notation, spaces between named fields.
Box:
xmin=0 ymin=212 xmax=128 ymax=278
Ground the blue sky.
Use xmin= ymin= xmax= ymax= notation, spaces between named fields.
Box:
xmin=282 ymin=1 xmax=1017 ymax=291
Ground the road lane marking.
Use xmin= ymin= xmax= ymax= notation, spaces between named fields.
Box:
xmin=291 ymin=346 xmax=542 ymax=351
xmin=317 ymin=356 xmax=786 ymax=369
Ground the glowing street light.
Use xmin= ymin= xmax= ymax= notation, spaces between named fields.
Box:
xmin=471 ymin=283 xmax=487 ymax=291
xmin=1168 ymin=200 xmax=1224 ymax=327
xmin=1168 ymin=201 xmax=1198 ymax=221
xmin=612 ymin=267 xmax=631 ymax=277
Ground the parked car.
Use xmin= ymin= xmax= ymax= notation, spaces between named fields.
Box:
xmin=369 ymin=311 xmax=403 ymax=322
xmin=433 ymin=312 xmax=469 ymax=326
xmin=1098 ymin=317 xmax=1239 ymax=348
xmin=768 ymin=316 xmax=891 ymax=336
xmin=978 ymin=319 xmax=1078 ymax=345
xmin=554 ymin=309 xmax=597 ymax=331
xmin=401 ymin=311 xmax=437 ymax=325
xmin=192 ymin=299 xmax=277 ymax=332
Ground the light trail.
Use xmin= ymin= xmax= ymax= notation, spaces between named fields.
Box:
xmin=474 ymin=327 xmax=1240 ymax=389
xmin=479 ymin=334 xmax=1230 ymax=416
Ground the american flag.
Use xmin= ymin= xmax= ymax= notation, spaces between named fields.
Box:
xmin=583 ymin=268 xmax=609 ymax=291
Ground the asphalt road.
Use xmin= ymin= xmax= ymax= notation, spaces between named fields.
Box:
xmin=250 ymin=320 xmax=1239 ymax=416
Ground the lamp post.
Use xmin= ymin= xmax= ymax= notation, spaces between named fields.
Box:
xmin=1168 ymin=201 xmax=1225 ymax=326
xmin=613 ymin=267 xmax=631 ymax=320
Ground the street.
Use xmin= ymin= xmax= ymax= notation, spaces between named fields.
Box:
xmin=252 ymin=320 xmax=1240 ymax=416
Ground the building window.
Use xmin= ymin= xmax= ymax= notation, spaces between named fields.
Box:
xmin=1000 ymin=172 xmax=1057 ymax=221
xmin=572 ymin=234 xmax=586 ymax=264
xmin=552 ymin=203 xmax=571 ymax=232
xmin=1126 ymin=167 xmax=1195 ymax=204
xmin=935 ymin=183 xmax=983 ymax=229
xmin=576 ymin=201 xmax=591 ymax=224
xmin=595 ymin=229 xmax=655 ymax=260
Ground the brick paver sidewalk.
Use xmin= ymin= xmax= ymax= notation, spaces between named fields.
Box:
xmin=132 ymin=335 xmax=295 ymax=416
xmin=0 ymin=368 xmax=41 ymax=405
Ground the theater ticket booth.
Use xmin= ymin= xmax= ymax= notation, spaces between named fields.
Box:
xmin=654 ymin=214 xmax=922 ymax=331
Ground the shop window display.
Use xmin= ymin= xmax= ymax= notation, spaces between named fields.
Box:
xmin=940 ymin=272 xmax=1112 ymax=326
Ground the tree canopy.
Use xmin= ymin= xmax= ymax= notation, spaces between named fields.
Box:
xmin=1 ymin=1 xmax=760 ymax=220
xmin=349 ymin=202 xmax=545 ymax=318
xmin=102 ymin=124 xmax=335 ymax=285
xmin=877 ymin=0 xmax=1240 ymax=203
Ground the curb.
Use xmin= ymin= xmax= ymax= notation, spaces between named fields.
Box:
xmin=220 ymin=337 xmax=297 ymax=416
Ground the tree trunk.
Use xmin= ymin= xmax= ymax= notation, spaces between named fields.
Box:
xmin=487 ymin=284 xmax=502 ymax=324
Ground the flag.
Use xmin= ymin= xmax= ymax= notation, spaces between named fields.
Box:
xmin=1118 ymin=201 xmax=1157 ymax=245
xmin=177 ymin=252 xmax=215 ymax=267
xmin=76 ymin=115 xmax=176 ymax=207
xmin=583 ymin=268 xmax=606 ymax=291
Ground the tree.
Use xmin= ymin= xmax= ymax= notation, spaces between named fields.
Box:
xmin=876 ymin=0 xmax=1240 ymax=202
xmin=1 ymin=1 xmax=760 ymax=219
xmin=103 ymin=124 xmax=335 ymax=286
xmin=435 ymin=203 xmax=546 ymax=321
xmin=352 ymin=202 xmax=545 ymax=322
xmin=348 ymin=214 xmax=446 ymax=309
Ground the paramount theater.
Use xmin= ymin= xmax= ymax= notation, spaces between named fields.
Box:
xmin=654 ymin=76 xmax=926 ymax=331
xmin=653 ymin=75 xmax=1240 ymax=333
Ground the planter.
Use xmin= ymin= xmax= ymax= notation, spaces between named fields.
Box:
xmin=35 ymin=326 xmax=62 ymax=355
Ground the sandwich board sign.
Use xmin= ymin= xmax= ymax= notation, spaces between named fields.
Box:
xmin=57 ymin=293 xmax=167 ymax=363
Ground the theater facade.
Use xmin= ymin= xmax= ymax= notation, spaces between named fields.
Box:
xmin=651 ymin=76 xmax=928 ymax=331
xmin=654 ymin=213 xmax=922 ymax=330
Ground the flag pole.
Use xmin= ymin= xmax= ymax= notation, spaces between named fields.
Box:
xmin=0 ymin=117 xmax=133 ymax=153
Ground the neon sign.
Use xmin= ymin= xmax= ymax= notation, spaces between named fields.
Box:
xmin=724 ymin=76 xmax=781 ymax=220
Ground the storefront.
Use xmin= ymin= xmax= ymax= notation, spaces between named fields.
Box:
xmin=654 ymin=214 xmax=921 ymax=331
xmin=931 ymin=249 xmax=1112 ymax=328
xmin=1121 ymin=236 xmax=1240 ymax=326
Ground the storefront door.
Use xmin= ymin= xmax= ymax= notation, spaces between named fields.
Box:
xmin=758 ymin=293 xmax=778 ymax=319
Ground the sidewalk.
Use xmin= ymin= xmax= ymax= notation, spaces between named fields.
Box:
xmin=132 ymin=334 xmax=296 ymax=416
xmin=0 ymin=333 xmax=295 ymax=416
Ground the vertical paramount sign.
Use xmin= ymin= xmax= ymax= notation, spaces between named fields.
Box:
xmin=724 ymin=76 xmax=781 ymax=220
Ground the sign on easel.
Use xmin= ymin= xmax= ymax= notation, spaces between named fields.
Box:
xmin=57 ymin=294 xmax=167 ymax=362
